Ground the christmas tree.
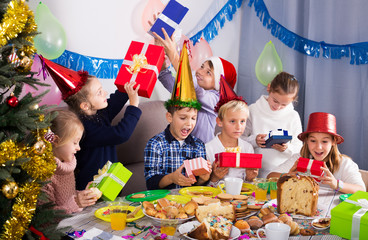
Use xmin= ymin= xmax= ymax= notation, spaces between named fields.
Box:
xmin=0 ymin=0 xmax=67 ymax=239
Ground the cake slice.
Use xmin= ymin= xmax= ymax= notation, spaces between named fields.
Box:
xmin=277 ymin=175 xmax=319 ymax=216
xmin=195 ymin=202 xmax=235 ymax=222
xmin=187 ymin=216 xmax=233 ymax=240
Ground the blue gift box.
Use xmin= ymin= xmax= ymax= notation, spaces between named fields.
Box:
xmin=264 ymin=129 xmax=292 ymax=148
xmin=148 ymin=0 xmax=188 ymax=39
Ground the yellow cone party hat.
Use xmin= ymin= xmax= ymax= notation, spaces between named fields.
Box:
xmin=165 ymin=41 xmax=201 ymax=110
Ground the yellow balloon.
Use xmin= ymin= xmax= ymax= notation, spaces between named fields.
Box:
xmin=255 ymin=41 xmax=283 ymax=86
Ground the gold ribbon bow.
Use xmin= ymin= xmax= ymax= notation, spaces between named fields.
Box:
xmin=126 ymin=53 xmax=148 ymax=74
xmin=225 ymin=146 xmax=241 ymax=153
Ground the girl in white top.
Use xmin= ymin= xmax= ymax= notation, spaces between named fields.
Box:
xmin=242 ymin=72 xmax=303 ymax=178
xmin=268 ymin=112 xmax=365 ymax=193
xmin=206 ymin=99 xmax=258 ymax=187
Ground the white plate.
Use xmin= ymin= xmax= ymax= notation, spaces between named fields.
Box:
xmin=142 ymin=208 xmax=194 ymax=225
xmin=178 ymin=220 xmax=241 ymax=240
xmin=311 ymin=218 xmax=330 ymax=230
xmin=262 ymin=199 xmax=325 ymax=220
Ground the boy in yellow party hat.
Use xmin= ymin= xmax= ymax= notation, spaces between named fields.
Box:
xmin=144 ymin=42 xmax=212 ymax=190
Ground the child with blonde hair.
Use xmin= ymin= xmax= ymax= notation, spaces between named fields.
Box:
xmin=151 ymin=26 xmax=237 ymax=143
xmin=42 ymin=109 xmax=99 ymax=214
xmin=268 ymin=112 xmax=365 ymax=193
xmin=206 ymin=78 xmax=258 ymax=186
xmin=242 ymin=71 xmax=303 ymax=178
xmin=41 ymin=57 xmax=142 ymax=190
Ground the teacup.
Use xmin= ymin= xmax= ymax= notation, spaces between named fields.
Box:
xmin=219 ymin=177 xmax=243 ymax=195
xmin=257 ymin=222 xmax=290 ymax=240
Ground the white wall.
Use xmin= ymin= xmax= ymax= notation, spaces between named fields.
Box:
xmin=28 ymin=0 xmax=242 ymax=101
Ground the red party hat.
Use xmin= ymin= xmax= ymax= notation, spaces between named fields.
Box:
xmin=214 ymin=75 xmax=246 ymax=112
xmin=39 ymin=55 xmax=88 ymax=100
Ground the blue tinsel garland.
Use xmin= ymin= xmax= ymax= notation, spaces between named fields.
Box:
xmin=53 ymin=0 xmax=368 ymax=79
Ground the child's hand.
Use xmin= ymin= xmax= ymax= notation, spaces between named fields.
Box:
xmin=256 ymin=134 xmax=267 ymax=148
xmin=288 ymin=159 xmax=299 ymax=175
xmin=272 ymin=143 xmax=288 ymax=152
xmin=152 ymin=28 xmax=179 ymax=71
xmin=75 ymin=188 xmax=98 ymax=208
xmin=124 ymin=82 xmax=140 ymax=107
xmin=198 ymin=160 xmax=212 ymax=182
xmin=170 ymin=164 xmax=196 ymax=186
xmin=319 ymin=163 xmax=338 ymax=190
xmin=210 ymin=161 xmax=229 ymax=182
xmin=245 ymin=168 xmax=259 ymax=182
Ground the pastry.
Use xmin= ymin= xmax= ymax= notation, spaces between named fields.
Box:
xmin=234 ymin=219 xmax=250 ymax=233
xmin=163 ymin=205 xmax=179 ymax=219
xmin=157 ymin=198 xmax=171 ymax=209
xmin=184 ymin=200 xmax=198 ymax=216
xmin=154 ymin=212 xmax=167 ymax=219
xmin=300 ymin=228 xmax=316 ymax=236
xmin=187 ymin=221 xmax=211 ymax=240
xmin=89 ymin=187 xmax=102 ymax=200
xmin=145 ymin=207 xmax=157 ymax=217
xmin=312 ymin=217 xmax=331 ymax=228
xmin=176 ymin=212 xmax=188 ymax=219
xmin=288 ymin=221 xmax=300 ymax=235
xmin=142 ymin=201 xmax=154 ymax=210
xmin=131 ymin=193 xmax=146 ymax=198
xmin=247 ymin=216 xmax=263 ymax=230
xmin=278 ymin=213 xmax=293 ymax=224
xmin=277 ymin=175 xmax=319 ymax=216
xmin=261 ymin=213 xmax=279 ymax=225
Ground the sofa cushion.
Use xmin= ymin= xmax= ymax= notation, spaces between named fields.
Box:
xmin=112 ymin=100 xmax=168 ymax=194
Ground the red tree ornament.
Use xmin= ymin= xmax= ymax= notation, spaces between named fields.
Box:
xmin=7 ymin=95 xmax=19 ymax=107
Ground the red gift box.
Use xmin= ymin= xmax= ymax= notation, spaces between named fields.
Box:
xmin=296 ymin=157 xmax=324 ymax=181
xmin=115 ymin=41 xmax=165 ymax=98
xmin=214 ymin=153 xmax=262 ymax=168
xmin=184 ymin=157 xmax=210 ymax=181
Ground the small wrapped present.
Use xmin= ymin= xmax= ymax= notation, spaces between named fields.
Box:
xmin=330 ymin=191 xmax=368 ymax=239
xmin=115 ymin=41 xmax=165 ymax=98
xmin=148 ymin=0 xmax=189 ymax=39
xmin=215 ymin=152 xmax=262 ymax=168
xmin=296 ymin=157 xmax=324 ymax=181
xmin=91 ymin=161 xmax=132 ymax=201
xmin=264 ymin=129 xmax=292 ymax=148
xmin=184 ymin=157 xmax=210 ymax=181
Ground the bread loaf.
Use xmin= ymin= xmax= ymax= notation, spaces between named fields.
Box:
xmin=277 ymin=175 xmax=319 ymax=216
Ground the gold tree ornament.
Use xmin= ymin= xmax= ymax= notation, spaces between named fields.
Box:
xmin=33 ymin=137 xmax=46 ymax=155
xmin=2 ymin=181 xmax=19 ymax=199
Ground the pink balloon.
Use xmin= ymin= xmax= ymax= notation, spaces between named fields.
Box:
xmin=190 ymin=38 xmax=213 ymax=71
xmin=23 ymin=55 xmax=62 ymax=106
xmin=141 ymin=0 xmax=165 ymax=32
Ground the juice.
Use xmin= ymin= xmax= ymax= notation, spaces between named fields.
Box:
xmin=161 ymin=226 xmax=176 ymax=236
xmin=255 ymin=188 xmax=268 ymax=202
xmin=270 ymin=189 xmax=277 ymax=199
xmin=110 ymin=212 xmax=127 ymax=230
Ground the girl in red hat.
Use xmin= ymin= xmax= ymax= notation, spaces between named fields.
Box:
xmin=151 ymin=25 xmax=237 ymax=144
xmin=268 ymin=112 xmax=365 ymax=193
xmin=242 ymin=72 xmax=303 ymax=178
xmin=40 ymin=57 xmax=142 ymax=191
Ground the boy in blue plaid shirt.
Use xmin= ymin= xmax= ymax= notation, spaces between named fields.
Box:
xmin=144 ymin=42 xmax=211 ymax=190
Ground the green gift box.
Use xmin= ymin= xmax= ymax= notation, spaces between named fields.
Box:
xmin=94 ymin=162 xmax=132 ymax=201
xmin=330 ymin=191 xmax=368 ymax=240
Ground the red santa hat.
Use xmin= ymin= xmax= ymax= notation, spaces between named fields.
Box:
xmin=214 ymin=75 xmax=246 ymax=112
xmin=206 ymin=57 xmax=237 ymax=91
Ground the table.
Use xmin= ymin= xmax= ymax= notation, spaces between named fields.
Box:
xmin=58 ymin=187 xmax=345 ymax=240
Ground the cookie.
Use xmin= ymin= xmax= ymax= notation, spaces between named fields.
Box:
xmin=247 ymin=205 xmax=262 ymax=210
xmin=300 ymin=229 xmax=316 ymax=236
xmin=217 ymin=193 xmax=233 ymax=201
xmin=131 ymin=193 xmax=146 ymax=199
xmin=233 ymin=195 xmax=248 ymax=200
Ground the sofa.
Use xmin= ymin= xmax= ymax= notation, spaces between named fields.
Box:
xmin=112 ymin=100 xmax=168 ymax=196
